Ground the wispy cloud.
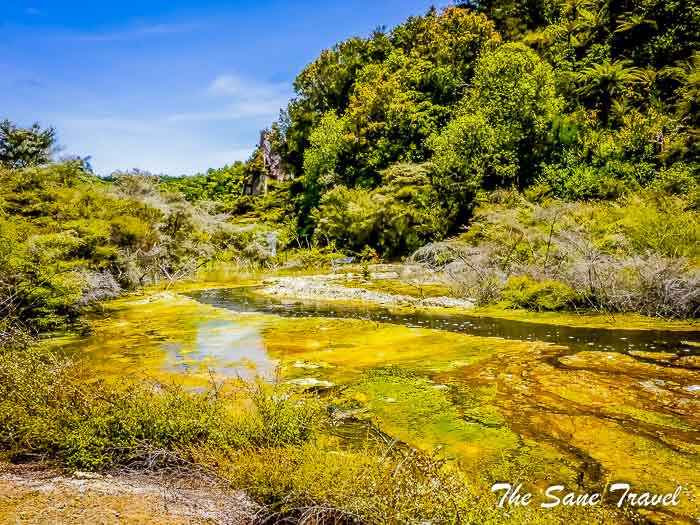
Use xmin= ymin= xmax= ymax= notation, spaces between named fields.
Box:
xmin=208 ymin=74 xmax=248 ymax=96
xmin=24 ymin=7 xmax=44 ymax=16
xmin=64 ymin=22 xmax=196 ymax=42
xmin=207 ymin=74 xmax=281 ymax=98
xmin=168 ymin=73 xmax=291 ymax=122
xmin=167 ymin=101 xmax=286 ymax=122
xmin=53 ymin=114 xmax=254 ymax=175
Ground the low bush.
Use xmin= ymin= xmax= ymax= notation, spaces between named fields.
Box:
xmin=413 ymin=192 xmax=700 ymax=318
xmin=501 ymin=275 xmax=578 ymax=311
xmin=203 ymin=441 xmax=626 ymax=525
xmin=0 ymin=347 xmax=324 ymax=470
xmin=408 ymin=241 xmax=471 ymax=268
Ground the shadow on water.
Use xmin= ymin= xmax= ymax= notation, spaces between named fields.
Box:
xmin=186 ymin=287 xmax=700 ymax=357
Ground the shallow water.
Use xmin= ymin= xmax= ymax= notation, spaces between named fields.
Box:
xmin=187 ymin=287 xmax=700 ymax=523
xmin=67 ymin=287 xmax=700 ymax=522
xmin=188 ymin=287 xmax=700 ymax=357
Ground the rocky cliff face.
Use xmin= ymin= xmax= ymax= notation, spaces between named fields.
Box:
xmin=243 ymin=131 xmax=290 ymax=195
xmin=260 ymin=130 xmax=287 ymax=184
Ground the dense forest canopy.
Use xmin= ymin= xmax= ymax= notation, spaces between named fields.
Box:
xmin=165 ymin=0 xmax=698 ymax=251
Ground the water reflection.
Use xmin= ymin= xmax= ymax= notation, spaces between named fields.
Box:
xmin=187 ymin=287 xmax=700 ymax=357
xmin=164 ymin=319 xmax=275 ymax=379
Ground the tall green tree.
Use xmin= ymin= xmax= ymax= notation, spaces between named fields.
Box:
xmin=0 ymin=120 xmax=56 ymax=169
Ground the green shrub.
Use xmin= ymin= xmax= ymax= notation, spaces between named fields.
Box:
xmin=501 ymin=275 xmax=578 ymax=311
xmin=0 ymin=347 xmax=324 ymax=470
xmin=613 ymin=193 xmax=700 ymax=258
xmin=311 ymin=163 xmax=448 ymax=257
xmin=206 ymin=437 xmax=625 ymax=525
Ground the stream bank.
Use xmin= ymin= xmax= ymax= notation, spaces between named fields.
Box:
xmin=14 ymin=268 xmax=699 ymax=524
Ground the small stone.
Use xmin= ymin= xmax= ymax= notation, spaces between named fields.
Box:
xmin=73 ymin=471 xmax=102 ymax=480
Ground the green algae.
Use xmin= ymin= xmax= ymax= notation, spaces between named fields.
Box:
xmin=56 ymin=292 xmax=275 ymax=387
xmin=468 ymin=306 xmax=699 ymax=332
xmin=337 ymin=368 xmax=521 ymax=464
xmin=609 ymin=404 xmax=697 ymax=432
xmin=51 ymin=274 xmax=700 ymax=523
xmin=261 ymin=315 xmax=543 ymax=380
xmin=559 ymin=351 xmax=698 ymax=382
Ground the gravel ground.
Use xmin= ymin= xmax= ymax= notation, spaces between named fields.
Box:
xmin=0 ymin=464 xmax=257 ymax=525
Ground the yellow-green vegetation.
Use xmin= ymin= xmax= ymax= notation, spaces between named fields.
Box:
xmin=344 ymin=277 xmax=453 ymax=299
xmin=203 ymin=443 xmax=628 ymax=525
xmin=0 ymin=345 xmax=322 ymax=470
xmin=338 ymin=368 xmax=521 ymax=461
xmin=466 ymin=306 xmax=700 ymax=331
xmin=264 ymin=316 xmax=524 ymax=370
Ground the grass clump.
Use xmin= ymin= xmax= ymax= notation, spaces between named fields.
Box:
xmin=0 ymin=346 xmax=323 ymax=470
xmin=205 ymin=443 xmax=629 ymax=525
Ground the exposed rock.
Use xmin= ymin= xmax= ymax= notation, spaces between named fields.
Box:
xmin=259 ymin=275 xmax=475 ymax=309
xmin=243 ymin=130 xmax=292 ymax=196
xmin=287 ymin=377 xmax=334 ymax=388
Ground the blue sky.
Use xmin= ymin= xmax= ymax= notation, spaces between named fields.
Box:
xmin=1 ymin=1 xmax=441 ymax=175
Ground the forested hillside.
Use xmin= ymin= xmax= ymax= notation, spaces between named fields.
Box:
xmin=170 ymin=1 xmax=698 ymax=240
xmin=163 ymin=0 xmax=699 ymax=317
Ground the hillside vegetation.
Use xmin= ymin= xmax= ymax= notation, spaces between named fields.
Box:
xmin=1 ymin=1 xmax=698 ymax=333
xmin=0 ymin=158 xmax=239 ymax=336
xmin=163 ymin=1 xmax=699 ymax=317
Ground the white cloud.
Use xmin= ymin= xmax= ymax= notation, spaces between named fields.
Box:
xmin=208 ymin=74 xmax=247 ymax=96
xmin=167 ymin=73 xmax=291 ymax=122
